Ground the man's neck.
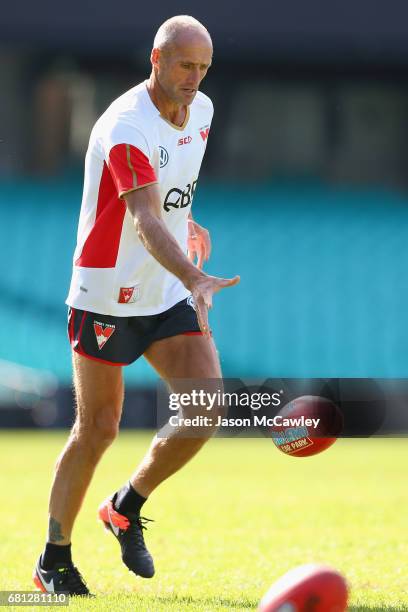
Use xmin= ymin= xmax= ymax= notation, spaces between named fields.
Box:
xmin=146 ymin=75 xmax=187 ymax=127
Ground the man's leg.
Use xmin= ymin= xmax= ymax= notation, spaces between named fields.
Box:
xmin=35 ymin=352 xmax=124 ymax=594
xmin=43 ymin=352 xmax=123 ymax=552
xmin=131 ymin=334 xmax=222 ymax=496
xmin=98 ymin=334 xmax=221 ymax=578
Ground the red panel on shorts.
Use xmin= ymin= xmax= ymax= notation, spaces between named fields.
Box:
xmin=68 ymin=307 xmax=76 ymax=343
xmin=75 ymin=162 xmax=126 ymax=268
xmin=73 ymin=346 xmax=127 ymax=367
xmin=108 ymin=144 xmax=157 ymax=196
xmin=183 ymin=331 xmax=204 ymax=335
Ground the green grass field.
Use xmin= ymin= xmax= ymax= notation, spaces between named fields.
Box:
xmin=1 ymin=431 xmax=407 ymax=611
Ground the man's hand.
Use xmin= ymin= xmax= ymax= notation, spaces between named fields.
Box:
xmin=188 ymin=219 xmax=211 ymax=269
xmin=188 ymin=273 xmax=240 ymax=338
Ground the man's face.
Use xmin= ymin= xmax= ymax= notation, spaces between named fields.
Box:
xmin=155 ymin=38 xmax=213 ymax=106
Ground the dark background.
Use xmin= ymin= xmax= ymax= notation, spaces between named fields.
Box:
xmin=2 ymin=1 xmax=408 ymax=61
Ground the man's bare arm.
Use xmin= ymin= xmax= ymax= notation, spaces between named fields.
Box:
xmin=124 ymin=184 xmax=239 ymax=336
xmin=124 ymin=184 xmax=203 ymax=291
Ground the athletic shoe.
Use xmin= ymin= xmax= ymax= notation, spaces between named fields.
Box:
xmin=33 ymin=557 xmax=92 ymax=596
xmin=98 ymin=494 xmax=155 ymax=578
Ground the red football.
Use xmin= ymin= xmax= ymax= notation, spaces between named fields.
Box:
xmin=258 ymin=564 xmax=348 ymax=612
xmin=270 ymin=395 xmax=343 ymax=457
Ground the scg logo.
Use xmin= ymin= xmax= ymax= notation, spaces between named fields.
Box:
xmin=163 ymin=180 xmax=197 ymax=212
xmin=178 ymin=136 xmax=192 ymax=146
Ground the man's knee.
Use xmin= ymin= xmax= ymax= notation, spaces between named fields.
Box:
xmin=75 ymin=406 xmax=121 ymax=449
xmin=93 ymin=412 xmax=120 ymax=444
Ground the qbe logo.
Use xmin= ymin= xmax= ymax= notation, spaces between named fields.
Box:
xmin=159 ymin=146 xmax=169 ymax=168
xmin=164 ymin=180 xmax=197 ymax=212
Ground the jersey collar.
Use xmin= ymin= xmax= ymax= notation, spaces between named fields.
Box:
xmin=144 ymin=80 xmax=190 ymax=132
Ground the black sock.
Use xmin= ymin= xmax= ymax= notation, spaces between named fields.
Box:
xmin=41 ymin=543 xmax=72 ymax=570
xmin=114 ymin=482 xmax=147 ymax=516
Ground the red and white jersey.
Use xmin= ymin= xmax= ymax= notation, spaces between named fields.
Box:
xmin=66 ymin=80 xmax=213 ymax=316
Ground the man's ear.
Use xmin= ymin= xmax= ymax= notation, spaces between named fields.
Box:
xmin=151 ymin=48 xmax=160 ymax=68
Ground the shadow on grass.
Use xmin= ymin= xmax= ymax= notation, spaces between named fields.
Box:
xmin=95 ymin=594 xmax=407 ymax=611
xmin=347 ymin=605 xmax=404 ymax=612
xmin=155 ymin=602 xmax=408 ymax=612
xmin=151 ymin=598 xmax=408 ymax=611
xmin=151 ymin=593 xmax=256 ymax=609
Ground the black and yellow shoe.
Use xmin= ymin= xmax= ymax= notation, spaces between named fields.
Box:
xmin=33 ymin=558 xmax=92 ymax=596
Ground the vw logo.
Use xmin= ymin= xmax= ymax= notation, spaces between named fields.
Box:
xmin=159 ymin=146 xmax=169 ymax=168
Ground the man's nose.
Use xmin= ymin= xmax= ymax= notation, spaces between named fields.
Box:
xmin=188 ymin=66 xmax=201 ymax=85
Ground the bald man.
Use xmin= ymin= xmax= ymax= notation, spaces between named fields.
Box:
xmin=33 ymin=16 xmax=239 ymax=596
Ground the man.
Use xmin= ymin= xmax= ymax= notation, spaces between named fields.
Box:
xmin=33 ymin=15 xmax=239 ymax=596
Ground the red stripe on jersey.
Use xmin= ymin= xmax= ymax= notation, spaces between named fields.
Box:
xmin=108 ymin=143 xmax=157 ymax=195
xmin=75 ymin=162 xmax=126 ymax=268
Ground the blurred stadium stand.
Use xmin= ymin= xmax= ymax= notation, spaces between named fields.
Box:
xmin=1 ymin=180 xmax=408 ymax=383
xmin=1 ymin=1 xmax=408 ymax=426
